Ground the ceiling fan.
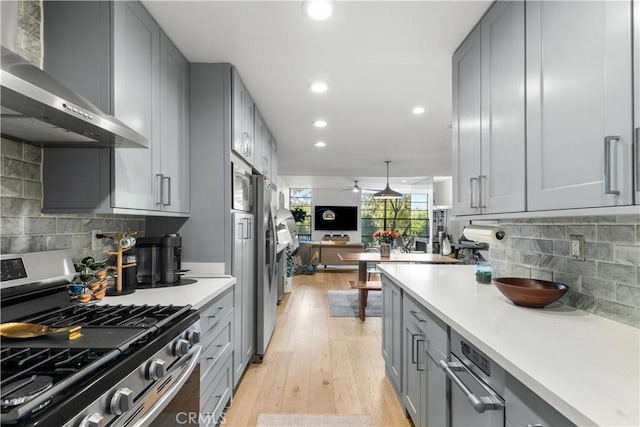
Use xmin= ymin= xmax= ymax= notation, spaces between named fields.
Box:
xmin=340 ymin=180 xmax=375 ymax=193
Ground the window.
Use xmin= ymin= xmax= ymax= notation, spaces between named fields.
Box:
xmin=360 ymin=193 xmax=429 ymax=245
xmin=289 ymin=188 xmax=312 ymax=241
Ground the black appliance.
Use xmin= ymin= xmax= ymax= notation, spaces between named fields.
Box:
xmin=136 ymin=234 xmax=184 ymax=286
xmin=0 ymin=250 xmax=201 ymax=427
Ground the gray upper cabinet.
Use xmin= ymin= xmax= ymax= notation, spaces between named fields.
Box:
xmin=112 ymin=0 xmax=160 ymax=211
xmin=159 ymin=32 xmax=190 ymax=213
xmin=41 ymin=1 xmax=190 ymax=216
xmin=271 ymin=137 xmax=278 ymax=183
xmin=526 ymin=1 xmax=633 ymax=210
xmin=635 ymin=0 xmax=640 ymax=205
xmin=480 ymin=1 xmax=525 ymax=214
xmin=453 ymin=1 xmax=525 ymax=216
xmin=452 ymin=24 xmax=482 ymax=216
xmin=232 ymin=69 xmax=256 ymax=167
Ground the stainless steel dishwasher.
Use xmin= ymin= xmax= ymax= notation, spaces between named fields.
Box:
xmin=440 ymin=329 xmax=506 ymax=427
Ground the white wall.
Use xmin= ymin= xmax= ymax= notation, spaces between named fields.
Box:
xmin=276 ymin=176 xmax=290 ymax=209
xmin=433 ymin=177 xmax=453 ymax=209
xmin=311 ymin=188 xmax=362 ymax=242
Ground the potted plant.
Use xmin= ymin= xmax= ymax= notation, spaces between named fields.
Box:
xmin=373 ymin=230 xmax=399 ymax=256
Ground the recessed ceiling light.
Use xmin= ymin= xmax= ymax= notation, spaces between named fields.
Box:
xmin=313 ymin=120 xmax=327 ymax=128
xmin=402 ymin=180 xmax=407 ymax=183
xmin=412 ymin=106 xmax=425 ymax=114
xmin=309 ymin=81 xmax=328 ymax=93
xmin=303 ymin=1 xmax=333 ymax=21
xmin=314 ymin=141 xmax=326 ymax=147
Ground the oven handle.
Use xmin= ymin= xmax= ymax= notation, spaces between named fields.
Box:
xmin=439 ymin=359 xmax=504 ymax=413
xmin=134 ymin=343 xmax=202 ymax=426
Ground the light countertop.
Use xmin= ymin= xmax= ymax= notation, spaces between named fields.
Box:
xmin=377 ymin=264 xmax=640 ymax=427
xmin=102 ymin=276 xmax=235 ymax=310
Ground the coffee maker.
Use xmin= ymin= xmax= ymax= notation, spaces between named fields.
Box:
xmin=136 ymin=234 xmax=183 ymax=286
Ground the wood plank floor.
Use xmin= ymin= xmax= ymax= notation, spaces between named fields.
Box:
xmin=222 ymin=270 xmax=411 ymax=427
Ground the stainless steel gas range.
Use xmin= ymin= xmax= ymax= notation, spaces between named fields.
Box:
xmin=0 ymin=250 xmax=201 ymax=427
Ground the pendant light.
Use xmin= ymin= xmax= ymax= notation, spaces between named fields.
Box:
xmin=373 ymin=161 xmax=403 ymax=199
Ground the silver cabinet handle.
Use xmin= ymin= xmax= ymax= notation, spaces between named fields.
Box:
xmin=604 ymin=136 xmax=620 ymax=195
xmin=478 ymin=175 xmax=487 ymax=209
xmin=411 ymin=333 xmax=419 ymax=364
xmin=163 ymin=176 xmax=171 ymax=206
xmin=245 ymin=218 xmax=252 ymax=239
xmin=155 ymin=174 xmax=164 ymax=206
xmin=470 ymin=177 xmax=478 ymax=208
xmin=410 ymin=310 xmax=427 ymax=323
xmin=526 ymin=424 xmax=544 ymax=427
xmin=416 ymin=338 xmax=425 ymax=372
xmin=439 ymin=359 xmax=504 ymax=413
xmin=237 ymin=220 xmax=244 ymax=241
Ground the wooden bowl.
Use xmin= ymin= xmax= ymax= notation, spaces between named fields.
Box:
xmin=494 ymin=277 xmax=568 ymax=308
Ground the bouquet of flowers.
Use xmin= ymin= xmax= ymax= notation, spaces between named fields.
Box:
xmin=373 ymin=230 xmax=398 ymax=244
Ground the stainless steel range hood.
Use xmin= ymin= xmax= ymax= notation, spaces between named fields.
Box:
xmin=1 ymin=46 xmax=149 ymax=149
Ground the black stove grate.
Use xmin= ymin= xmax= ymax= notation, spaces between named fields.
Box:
xmin=23 ymin=304 xmax=185 ymax=328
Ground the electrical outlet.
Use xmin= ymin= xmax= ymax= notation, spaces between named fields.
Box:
xmin=570 ymin=234 xmax=584 ymax=260
xmin=91 ymin=229 xmax=103 ymax=250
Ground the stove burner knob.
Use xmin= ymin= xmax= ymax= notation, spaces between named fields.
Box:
xmin=109 ymin=387 xmax=133 ymax=415
xmin=186 ymin=330 xmax=201 ymax=345
xmin=79 ymin=413 xmax=104 ymax=427
xmin=146 ymin=358 xmax=167 ymax=380
xmin=172 ymin=338 xmax=190 ymax=357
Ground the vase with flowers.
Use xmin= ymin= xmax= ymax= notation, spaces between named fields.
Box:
xmin=373 ymin=230 xmax=398 ymax=257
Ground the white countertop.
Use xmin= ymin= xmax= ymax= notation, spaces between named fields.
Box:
xmin=378 ymin=264 xmax=640 ymax=427
xmin=102 ymin=276 xmax=236 ymax=310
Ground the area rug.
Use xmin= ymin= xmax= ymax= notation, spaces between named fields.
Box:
xmin=327 ymin=289 xmax=382 ymax=317
xmin=257 ymin=413 xmax=372 ymax=427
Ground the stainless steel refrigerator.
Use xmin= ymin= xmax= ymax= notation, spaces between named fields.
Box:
xmin=253 ymin=175 xmax=278 ymax=362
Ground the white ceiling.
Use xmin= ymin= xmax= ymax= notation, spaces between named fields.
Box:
xmin=141 ymin=0 xmax=491 ymax=190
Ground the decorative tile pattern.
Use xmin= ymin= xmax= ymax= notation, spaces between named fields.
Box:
xmin=0 ymin=138 xmax=145 ymax=263
xmin=495 ymin=215 xmax=640 ymax=327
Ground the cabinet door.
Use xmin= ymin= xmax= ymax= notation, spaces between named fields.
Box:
xmin=389 ymin=280 xmax=403 ymax=392
xmin=232 ymin=213 xmax=245 ymax=386
xmin=159 ymin=31 xmax=190 ymax=213
xmin=403 ymin=305 xmax=424 ymax=426
xmin=381 ymin=280 xmax=392 ymax=363
xmin=480 ymin=1 xmax=525 ymax=214
xmin=232 ymin=70 xmax=255 ymax=166
xmin=112 ymin=1 xmax=160 ymax=210
xmin=634 ymin=0 xmax=640 ymax=204
xmin=452 ymin=24 xmax=482 ymax=215
xmin=526 ymin=1 xmax=633 ymax=210
xmin=243 ymin=216 xmax=255 ymax=366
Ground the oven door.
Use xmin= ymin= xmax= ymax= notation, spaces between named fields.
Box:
xmin=440 ymin=355 xmax=505 ymax=427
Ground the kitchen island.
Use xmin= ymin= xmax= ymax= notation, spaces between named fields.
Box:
xmin=103 ymin=276 xmax=235 ymax=309
xmin=378 ymin=264 xmax=639 ymax=427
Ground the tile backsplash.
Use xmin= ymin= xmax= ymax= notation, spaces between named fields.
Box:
xmin=490 ymin=215 xmax=640 ymax=328
xmin=1 ymin=137 xmax=145 ymax=262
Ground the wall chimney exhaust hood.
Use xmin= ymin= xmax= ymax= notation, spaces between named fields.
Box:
xmin=1 ymin=46 xmax=149 ymax=149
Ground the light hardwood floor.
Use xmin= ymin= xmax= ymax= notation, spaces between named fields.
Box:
xmin=222 ymin=270 xmax=411 ymax=427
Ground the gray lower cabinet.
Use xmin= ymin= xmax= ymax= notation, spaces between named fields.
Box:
xmin=381 ymin=276 xmax=402 ymax=394
xmin=505 ymin=374 xmax=574 ymax=427
xmin=402 ymin=294 xmax=447 ymax=427
xmin=199 ymin=287 xmax=234 ymax=426
xmin=41 ymin=1 xmax=189 ymax=215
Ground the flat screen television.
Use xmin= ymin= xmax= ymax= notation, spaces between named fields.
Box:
xmin=314 ymin=206 xmax=358 ymax=231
